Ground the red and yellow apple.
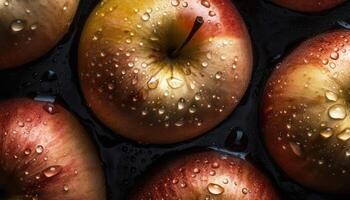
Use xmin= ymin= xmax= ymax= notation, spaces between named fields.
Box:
xmin=261 ymin=29 xmax=350 ymax=194
xmin=0 ymin=0 xmax=79 ymax=69
xmin=0 ymin=98 xmax=106 ymax=199
xmin=271 ymin=0 xmax=345 ymax=12
xmin=129 ymin=151 xmax=279 ymax=199
xmin=78 ymin=0 xmax=253 ymax=144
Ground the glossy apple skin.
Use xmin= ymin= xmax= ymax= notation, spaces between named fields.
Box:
xmin=271 ymin=0 xmax=345 ymax=12
xmin=0 ymin=98 xmax=106 ymax=199
xmin=79 ymin=0 xmax=252 ymax=144
xmin=0 ymin=0 xmax=79 ymax=69
xmin=129 ymin=151 xmax=279 ymax=200
xmin=261 ymin=30 xmax=350 ymax=194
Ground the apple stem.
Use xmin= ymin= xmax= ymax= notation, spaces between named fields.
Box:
xmin=171 ymin=16 xmax=204 ymax=58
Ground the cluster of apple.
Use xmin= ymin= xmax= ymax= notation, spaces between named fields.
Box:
xmin=0 ymin=0 xmax=349 ymax=199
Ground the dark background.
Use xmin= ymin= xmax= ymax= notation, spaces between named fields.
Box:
xmin=1 ymin=0 xmax=350 ymax=199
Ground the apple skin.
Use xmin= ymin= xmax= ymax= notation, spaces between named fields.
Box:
xmin=79 ymin=0 xmax=253 ymax=144
xmin=0 ymin=0 xmax=79 ymax=69
xmin=0 ymin=98 xmax=106 ymax=199
xmin=271 ymin=0 xmax=345 ymax=12
xmin=129 ymin=151 xmax=279 ymax=200
xmin=261 ymin=30 xmax=350 ymax=194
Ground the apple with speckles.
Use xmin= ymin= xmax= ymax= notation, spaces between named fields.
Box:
xmin=129 ymin=151 xmax=279 ymax=200
xmin=261 ymin=29 xmax=350 ymax=194
xmin=78 ymin=0 xmax=253 ymax=144
xmin=0 ymin=0 xmax=79 ymax=69
xmin=0 ymin=98 xmax=106 ymax=199
xmin=271 ymin=0 xmax=345 ymax=12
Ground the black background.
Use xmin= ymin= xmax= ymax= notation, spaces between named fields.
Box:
xmin=1 ymin=0 xmax=350 ymax=199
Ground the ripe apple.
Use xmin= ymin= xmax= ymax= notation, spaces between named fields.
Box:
xmin=271 ymin=0 xmax=345 ymax=12
xmin=261 ymin=30 xmax=350 ymax=194
xmin=129 ymin=151 xmax=279 ymax=199
xmin=78 ymin=0 xmax=253 ymax=144
xmin=0 ymin=0 xmax=79 ymax=69
xmin=0 ymin=98 xmax=106 ymax=199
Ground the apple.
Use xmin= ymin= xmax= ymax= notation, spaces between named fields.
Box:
xmin=0 ymin=0 xmax=80 ymax=69
xmin=129 ymin=151 xmax=279 ymax=199
xmin=271 ymin=0 xmax=345 ymax=12
xmin=78 ymin=0 xmax=253 ymax=144
xmin=0 ymin=98 xmax=106 ymax=199
xmin=261 ymin=29 xmax=350 ymax=194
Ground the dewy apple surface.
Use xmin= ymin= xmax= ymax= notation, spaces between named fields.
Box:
xmin=0 ymin=0 xmax=80 ymax=69
xmin=78 ymin=0 xmax=253 ymax=144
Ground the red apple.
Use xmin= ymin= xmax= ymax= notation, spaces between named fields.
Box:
xmin=78 ymin=0 xmax=253 ymax=144
xmin=271 ymin=0 xmax=345 ymax=12
xmin=0 ymin=98 xmax=106 ymax=199
xmin=0 ymin=0 xmax=79 ymax=69
xmin=129 ymin=151 xmax=279 ymax=199
xmin=261 ymin=29 xmax=350 ymax=194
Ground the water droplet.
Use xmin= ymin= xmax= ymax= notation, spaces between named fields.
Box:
xmin=209 ymin=11 xmax=216 ymax=17
xmin=128 ymin=62 xmax=134 ymax=67
xmin=42 ymin=70 xmax=57 ymax=82
xmin=171 ymin=0 xmax=180 ymax=6
xmin=189 ymin=105 xmax=197 ymax=114
xmin=158 ymin=107 xmax=165 ymax=115
xmin=201 ymin=62 xmax=208 ymax=67
xmin=167 ymin=77 xmax=184 ymax=89
xmin=177 ymin=98 xmax=186 ymax=110
xmin=24 ymin=149 xmax=31 ymax=155
xmin=36 ymin=145 xmax=44 ymax=154
xmin=211 ymin=162 xmax=219 ymax=168
xmin=172 ymin=178 xmax=179 ymax=184
xmin=180 ymin=183 xmax=187 ymax=188
xmin=150 ymin=37 xmax=159 ymax=41
xmin=209 ymin=170 xmax=216 ymax=176
xmin=320 ymin=128 xmax=333 ymax=138
xmin=325 ymin=91 xmax=338 ymax=102
xmin=175 ymin=118 xmax=185 ymax=127
xmin=141 ymin=13 xmax=150 ymax=21
xmin=337 ymin=128 xmax=350 ymax=141
xmin=330 ymin=52 xmax=339 ymax=60
xmin=201 ymin=0 xmax=211 ymax=8
xmin=322 ymin=59 xmax=329 ymax=65
xmin=207 ymin=183 xmax=224 ymax=195
xmin=11 ymin=19 xmax=25 ymax=32
xmin=43 ymin=103 xmax=58 ymax=114
xmin=43 ymin=165 xmax=62 ymax=178
xmin=147 ymin=77 xmax=159 ymax=89
xmin=195 ymin=93 xmax=201 ymax=101
xmin=225 ymin=128 xmax=248 ymax=151
xmin=132 ymin=78 xmax=138 ymax=85
xmin=346 ymin=150 xmax=350 ymax=157
xmin=193 ymin=168 xmax=200 ymax=173
xmin=215 ymin=72 xmax=223 ymax=80
xmin=328 ymin=104 xmax=347 ymax=120
xmin=63 ymin=5 xmax=68 ymax=11
xmin=17 ymin=121 xmax=24 ymax=127
xmin=126 ymin=38 xmax=132 ymax=44
xmin=289 ymin=142 xmax=302 ymax=157
xmin=329 ymin=62 xmax=336 ymax=69
xmin=63 ymin=184 xmax=69 ymax=192
xmin=242 ymin=188 xmax=249 ymax=195
xmin=30 ymin=24 xmax=38 ymax=30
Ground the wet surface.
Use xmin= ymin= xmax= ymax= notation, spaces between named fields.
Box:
xmin=0 ymin=0 xmax=349 ymax=199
